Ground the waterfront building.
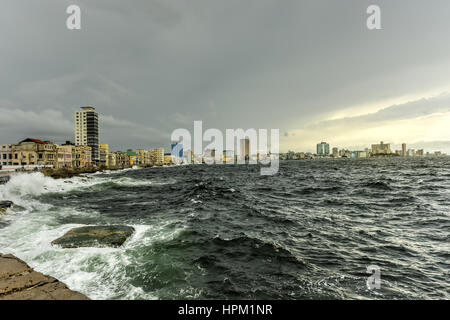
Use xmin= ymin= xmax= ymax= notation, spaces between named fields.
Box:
xmin=222 ymin=150 xmax=234 ymax=163
xmin=240 ymin=138 xmax=250 ymax=160
xmin=61 ymin=141 xmax=78 ymax=168
xmin=164 ymin=153 xmax=172 ymax=165
xmin=184 ymin=150 xmax=194 ymax=164
xmin=75 ymin=106 xmax=99 ymax=165
xmin=136 ymin=149 xmax=150 ymax=166
xmin=11 ymin=138 xmax=57 ymax=167
xmin=126 ymin=150 xmax=137 ymax=165
xmin=150 ymin=148 xmax=164 ymax=165
xmin=203 ymin=149 xmax=216 ymax=163
xmin=339 ymin=149 xmax=350 ymax=158
xmin=73 ymin=145 xmax=92 ymax=168
xmin=99 ymin=144 xmax=109 ymax=167
xmin=332 ymin=147 xmax=339 ymax=158
xmin=56 ymin=145 xmax=73 ymax=169
xmin=0 ymin=144 xmax=13 ymax=166
xmin=357 ymin=151 xmax=367 ymax=158
xmin=371 ymin=141 xmax=392 ymax=155
xmin=349 ymin=151 xmax=366 ymax=158
xmin=99 ymin=148 xmax=107 ymax=167
xmin=286 ymin=150 xmax=295 ymax=160
xmin=402 ymin=143 xmax=407 ymax=157
xmin=316 ymin=142 xmax=330 ymax=156
xmin=115 ymin=152 xmax=129 ymax=167
xmin=108 ymin=152 xmax=117 ymax=167
xmin=171 ymin=143 xmax=183 ymax=164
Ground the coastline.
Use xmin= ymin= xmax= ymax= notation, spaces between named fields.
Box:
xmin=40 ymin=166 xmax=135 ymax=179
xmin=0 ymin=163 xmax=176 ymax=184
xmin=0 ymin=253 xmax=89 ymax=300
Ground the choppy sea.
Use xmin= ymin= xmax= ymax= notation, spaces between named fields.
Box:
xmin=0 ymin=158 xmax=449 ymax=299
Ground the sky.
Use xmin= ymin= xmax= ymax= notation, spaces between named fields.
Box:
xmin=1 ymin=0 xmax=450 ymax=153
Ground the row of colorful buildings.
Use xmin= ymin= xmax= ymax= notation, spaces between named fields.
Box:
xmin=0 ymin=138 xmax=173 ymax=169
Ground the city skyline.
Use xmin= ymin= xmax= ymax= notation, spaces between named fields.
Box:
xmin=1 ymin=103 xmax=449 ymax=156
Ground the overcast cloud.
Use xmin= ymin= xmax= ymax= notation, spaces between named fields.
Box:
xmin=1 ymin=0 xmax=450 ymax=153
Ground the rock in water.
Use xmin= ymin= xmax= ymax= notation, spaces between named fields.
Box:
xmin=0 ymin=176 xmax=10 ymax=185
xmin=0 ymin=201 xmax=13 ymax=214
xmin=51 ymin=225 xmax=135 ymax=248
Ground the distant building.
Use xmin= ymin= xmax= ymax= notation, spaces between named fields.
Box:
xmin=99 ymin=148 xmax=107 ymax=167
xmin=164 ymin=153 xmax=172 ymax=165
xmin=183 ymin=150 xmax=194 ymax=164
xmin=136 ymin=149 xmax=150 ymax=165
xmin=240 ymin=138 xmax=250 ymax=160
xmin=11 ymin=138 xmax=57 ymax=167
xmin=332 ymin=147 xmax=339 ymax=157
xmin=349 ymin=151 xmax=366 ymax=158
xmin=73 ymin=145 xmax=92 ymax=168
xmin=57 ymin=145 xmax=74 ymax=169
xmin=108 ymin=152 xmax=117 ymax=167
xmin=75 ymin=107 xmax=99 ymax=165
xmin=114 ymin=152 xmax=129 ymax=167
xmin=150 ymin=148 xmax=164 ymax=165
xmin=316 ymin=142 xmax=330 ymax=156
xmin=371 ymin=141 xmax=392 ymax=155
xmin=126 ymin=149 xmax=137 ymax=165
xmin=171 ymin=143 xmax=183 ymax=164
xmin=0 ymin=144 xmax=13 ymax=166
xmin=402 ymin=143 xmax=407 ymax=157
xmin=99 ymin=144 xmax=109 ymax=153
xmin=99 ymin=144 xmax=109 ymax=167
xmin=223 ymin=150 xmax=234 ymax=163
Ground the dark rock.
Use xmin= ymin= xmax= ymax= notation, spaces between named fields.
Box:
xmin=51 ymin=225 xmax=135 ymax=248
xmin=0 ymin=176 xmax=10 ymax=185
xmin=0 ymin=201 xmax=13 ymax=214
xmin=0 ymin=201 xmax=13 ymax=208
xmin=0 ymin=253 xmax=89 ymax=300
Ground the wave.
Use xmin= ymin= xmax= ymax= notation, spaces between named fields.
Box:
xmin=0 ymin=215 xmax=187 ymax=299
xmin=363 ymin=181 xmax=392 ymax=190
xmin=0 ymin=172 xmax=159 ymax=216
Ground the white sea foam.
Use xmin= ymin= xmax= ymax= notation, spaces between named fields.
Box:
xmin=0 ymin=171 xmax=185 ymax=300
xmin=0 ymin=172 xmax=157 ymax=207
xmin=0 ymin=212 xmax=185 ymax=299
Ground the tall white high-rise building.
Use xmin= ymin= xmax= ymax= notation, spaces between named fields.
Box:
xmin=75 ymin=106 xmax=99 ymax=164
xmin=240 ymin=138 xmax=250 ymax=160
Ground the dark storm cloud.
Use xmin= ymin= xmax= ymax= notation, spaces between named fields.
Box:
xmin=1 ymin=0 xmax=450 ymax=150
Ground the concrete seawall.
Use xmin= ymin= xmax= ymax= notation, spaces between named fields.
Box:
xmin=0 ymin=253 xmax=89 ymax=300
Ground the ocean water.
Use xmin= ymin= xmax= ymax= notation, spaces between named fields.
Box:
xmin=0 ymin=158 xmax=449 ymax=300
